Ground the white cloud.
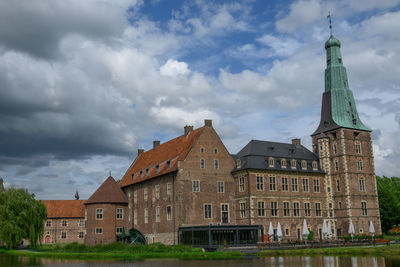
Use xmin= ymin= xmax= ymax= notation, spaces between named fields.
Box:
xmin=160 ymin=59 xmax=191 ymax=77
xmin=257 ymin=34 xmax=302 ymax=57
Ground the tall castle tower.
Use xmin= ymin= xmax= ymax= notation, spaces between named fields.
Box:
xmin=312 ymin=35 xmax=381 ymax=237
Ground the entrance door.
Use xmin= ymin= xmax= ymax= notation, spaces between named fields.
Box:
xmin=221 ymin=204 xmax=229 ymax=223
xmin=45 ymin=235 xmax=51 ymax=244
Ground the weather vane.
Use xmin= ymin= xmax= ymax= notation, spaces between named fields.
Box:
xmin=327 ymin=12 xmax=333 ymax=35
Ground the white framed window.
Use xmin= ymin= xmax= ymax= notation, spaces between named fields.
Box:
xmin=61 ymin=220 xmax=68 ymax=227
xmin=217 ymin=181 xmax=224 ymax=193
xmin=79 ymin=232 xmax=84 ymax=238
xmin=236 ymin=159 xmax=241 ymax=168
xmin=239 ymin=176 xmax=245 ymax=192
xmin=302 ymin=178 xmax=309 ymax=192
xmin=96 ymin=209 xmax=103 ymax=220
xmin=361 ymin=201 xmax=368 ymax=216
xmin=200 ymin=158 xmax=205 ymax=169
xmin=271 ymin=201 xmax=278 ymax=217
xmin=79 ymin=220 xmax=84 ymax=227
xmin=359 ymin=178 xmax=366 ymax=191
xmin=293 ymin=202 xmax=300 ymax=217
xmin=336 ymin=179 xmax=341 ymax=192
xmin=282 ymin=176 xmax=288 ymax=191
xmin=312 ymin=161 xmax=318 ymax=170
xmin=155 ymin=185 xmax=160 ymax=199
xmin=95 ymin=228 xmax=103 ymax=234
xmin=292 ymin=177 xmax=298 ymax=192
xmin=315 ymin=202 xmax=321 ymax=217
xmin=338 ymin=202 xmax=342 ymax=209
xmin=355 ymin=142 xmax=362 ymax=154
xmin=239 ymin=202 xmax=246 ymax=218
xmin=144 ymin=187 xmax=148 ymax=201
xmin=116 ymin=227 xmax=123 ymax=234
xmin=281 ymin=159 xmax=287 ymax=168
xmin=291 ymin=159 xmax=296 ymax=169
xmin=61 ymin=232 xmax=67 ymax=239
xmin=313 ymin=179 xmax=320 ymax=193
xmin=116 ymin=208 xmax=123 ymax=220
xmin=134 ymin=209 xmax=137 ymax=225
xmin=257 ymin=201 xmax=265 ymax=217
xmin=283 ymin=202 xmax=290 ymax=217
xmin=144 ymin=208 xmax=148 ymax=224
xmin=167 ymin=206 xmax=172 ymax=221
xmin=214 ymin=159 xmax=219 ymax=169
xmin=46 ymin=220 xmax=51 ymax=227
xmin=167 ymin=183 xmax=172 ymax=195
xmin=155 ymin=206 xmax=160 ymax=222
xmin=357 ymin=160 xmax=363 ymax=171
xmin=268 ymin=157 xmax=274 ymax=167
xmin=204 ymin=204 xmax=212 ymax=219
xmin=200 ymin=147 xmax=204 ymax=153
xmin=304 ymin=202 xmax=311 ymax=217
xmin=256 ymin=175 xmax=264 ymax=191
xmin=301 ymin=160 xmax=307 ymax=170
xmin=192 ymin=180 xmax=200 ymax=192
xmin=221 ymin=204 xmax=229 ymax=223
xmin=269 ymin=176 xmax=276 ymax=191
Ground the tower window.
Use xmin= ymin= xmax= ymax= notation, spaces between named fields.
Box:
xmin=338 ymin=58 xmax=342 ymax=63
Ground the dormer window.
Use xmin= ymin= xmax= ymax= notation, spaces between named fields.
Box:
xmin=268 ymin=157 xmax=274 ymax=167
xmin=291 ymin=159 xmax=296 ymax=169
xmin=236 ymin=159 xmax=241 ymax=168
xmin=131 ymin=174 xmax=134 ymax=180
xmin=145 ymin=169 xmax=149 ymax=176
xmin=301 ymin=161 xmax=307 ymax=170
xmin=281 ymin=159 xmax=287 ymax=168
xmin=312 ymin=161 xmax=318 ymax=170
xmin=140 ymin=170 xmax=143 ymax=178
xmin=156 ymin=165 xmax=159 ymax=173
xmin=167 ymin=161 xmax=171 ymax=169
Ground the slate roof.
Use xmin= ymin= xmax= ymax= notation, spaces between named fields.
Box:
xmin=86 ymin=176 xmax=128 ymax=205
xmin=120 ymin=127 xmax=205 ymax=187
xmin=42 ymin=200 xmax=85 ymax=218
xmin=232 ymin=140 xmax=324 ymax=173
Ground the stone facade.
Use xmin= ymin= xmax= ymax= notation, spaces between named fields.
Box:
xmin=43 ymin=218 xmax=85 ymax=244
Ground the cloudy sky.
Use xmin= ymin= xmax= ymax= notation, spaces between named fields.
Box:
xmin=1 ymin=0 xmax=399 ymax=200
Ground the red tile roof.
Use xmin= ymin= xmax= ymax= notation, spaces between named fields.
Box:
xmin=120 ymin=127 xmax=205 ymax=187
xmin=42 ymin=200 xmax=85 ymax=218
xmin=86 ymin=176 xmax=128 ymax=205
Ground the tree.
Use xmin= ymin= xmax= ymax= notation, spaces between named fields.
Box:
xmin=376 ymin=176 xmax=400 ymax=232
xmin=0 ymin=188 xmax=47 ymax=248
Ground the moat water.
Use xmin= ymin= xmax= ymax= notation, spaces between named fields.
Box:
xmin=1 ymin=254 xmax=400 ymax=267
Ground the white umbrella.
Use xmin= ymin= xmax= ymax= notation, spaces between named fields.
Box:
xmin=277 ymin=222 xmax=283 ymax=242
xmin=327 ymin=221 xmax=332 ymax=239
xmin=322 ymin=219 xmax=328 ymax=240
xmin=268 ymin=221 xmax=274 ymax=237
xmin=349 ymin=220 xmax=355 ymax=242
xmin=369 ymin=221 xmax=375 ymax=237
xmin=302 ymin=219 xmax=310 ymax=244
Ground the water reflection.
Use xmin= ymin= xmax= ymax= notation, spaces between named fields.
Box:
xmin=0 ymin=254 xmax=398 ymax=267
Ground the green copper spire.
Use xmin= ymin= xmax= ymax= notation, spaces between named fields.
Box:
xmin=313 ymin=35 xmax=370 ymax=135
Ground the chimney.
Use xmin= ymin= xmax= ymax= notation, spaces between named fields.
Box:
xmin=292 ymin=138 xmax=301 ymax=147
xmin=204 ymin=119 xmax=212 ymax=127
xmin=153 ymin=140 xmax=160 ymax=149
xmin=184 ymin=125 xmax=194 ymax=136
xmin=137 ymin=149 xmax=144 ymax=156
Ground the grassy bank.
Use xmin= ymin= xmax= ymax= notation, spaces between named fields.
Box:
xmin=0 ymin=243 xmax=243 ymax=260
xmin=257 ymin=244 xmax=400 ymax=257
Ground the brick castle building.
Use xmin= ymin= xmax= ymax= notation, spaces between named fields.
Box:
xmin=41 ymin=34 xmax=381 ymax=245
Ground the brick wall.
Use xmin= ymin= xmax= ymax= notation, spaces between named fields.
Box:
xmin=43 ymin=217 xmax=85 ymax=244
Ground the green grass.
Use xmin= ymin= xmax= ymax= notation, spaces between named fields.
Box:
xmin=257 ymin=244 xmax=400 ymax=257
xmin=0 ymin=243 xmax=243 ymax=260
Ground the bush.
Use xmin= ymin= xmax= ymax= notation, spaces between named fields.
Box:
xmin=307 ymin=230 xmax=314 ymax=241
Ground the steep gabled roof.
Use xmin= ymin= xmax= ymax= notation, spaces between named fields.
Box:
xmin=120 ymin=127 xmax=205 ymax=187
xmin=86 ymin=176 xmax=128 ymax=205
xmin=42 ymin=200 xmax=85 ymax=218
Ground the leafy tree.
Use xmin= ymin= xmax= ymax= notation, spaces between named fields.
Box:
xmin=0 ymin=188 xmax=47 ymax=248
xmin=376 ymin=176 xmax=400 ymax=232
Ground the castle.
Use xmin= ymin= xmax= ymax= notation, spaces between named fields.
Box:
xmin=42 ymin=34 xmax=381 ymax=245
